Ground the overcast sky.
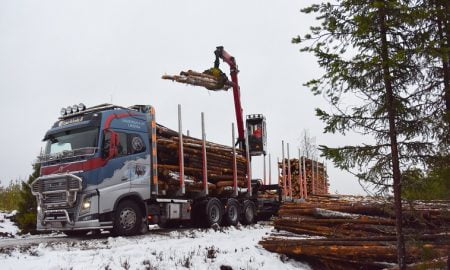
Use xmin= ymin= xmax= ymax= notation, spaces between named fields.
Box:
xmin=0 ymin=0 xmax=367 ymax=194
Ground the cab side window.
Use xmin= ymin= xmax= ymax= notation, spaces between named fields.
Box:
xmin=117 ymin=132 xmax=128 ymax=156
xmin=129 ymin=133 xmax=146 ymax=154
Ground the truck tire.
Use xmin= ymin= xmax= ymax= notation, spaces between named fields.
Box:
xmin=240 ymin=200 xmax=256 ymax=225
xmin=113 ymin=200 xmax=142 ymax=236
xmin=204 ymin=198 xmax=224 ymax=227
xmin=64 ymin=230 xmax=88 ymax=237
xmin=223 ymin=198 xmax=240 ymax=226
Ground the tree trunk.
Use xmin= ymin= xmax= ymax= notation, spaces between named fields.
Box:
xmin=443 ymin=0 xmax=450 ymax=114
xmin=435 ymin=0 xmax=450 ymax=115
xmin=377 ymin=2 xmax=406 ymax=269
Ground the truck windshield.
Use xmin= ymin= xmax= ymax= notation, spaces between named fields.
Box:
xmin=45 ymin=128 xmax=99 ymax=155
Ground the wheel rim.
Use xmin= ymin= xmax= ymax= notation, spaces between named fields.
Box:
xmin=245 ymin=205 xmax=254 ymax=222
xmin=119 ymin=207 xmax=137 ymax=230
xmin=228 ymin=205 xmax=238 ymax=222
xmin=210 ymin=204 xmax=220 ymax=223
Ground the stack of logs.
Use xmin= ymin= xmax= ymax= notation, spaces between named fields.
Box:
xmin=162 ymin=70 xmax=232 ymax=91
xmin=260 ymin=195 xmax=450 ymax=269
xmin=156 ymin=124 xmax=248 ymax=195
xmin=278 ymin=158 xmax=329 ymax=198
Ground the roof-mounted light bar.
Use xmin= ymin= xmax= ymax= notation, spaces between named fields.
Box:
xmin=60 ymin=103 xmax=86 ymax=116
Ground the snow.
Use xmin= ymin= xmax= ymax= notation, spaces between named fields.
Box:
xmin=0 ymin=224 xmax=311 ymax=270
xmin=0 ymin=211 xmax=19 ymax=237
xmin=313 ymin=208 xmax=360 ymax=219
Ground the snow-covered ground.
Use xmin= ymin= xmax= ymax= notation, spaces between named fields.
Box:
xmin=0 ymin=211 xmax=19 ymax=237
xmin=0 ymin=216 xmax=310 ymax=270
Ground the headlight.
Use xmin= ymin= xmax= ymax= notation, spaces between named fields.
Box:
xmin=66 ymin=106 xmax=73 ymax=114
xmin=80 ymin=197 xmax=91 ymax=213
xmin=37 ymin=205 xmax=41 ymax=212
xmin=60 ymin=108 xmax=67 ymax=116
xmin=83 ymin=201 xmax=91 ymax=209
xmin=72 ymin=105 xmax=79 ymax=113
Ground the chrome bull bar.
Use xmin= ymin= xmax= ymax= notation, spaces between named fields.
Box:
xmin=42 ymin=209 xmax=73 ymax=225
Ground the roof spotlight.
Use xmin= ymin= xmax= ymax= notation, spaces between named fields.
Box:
xmin=72 ymin=105 xmax=79 ymax=113
xmin=66 ymin=106 xmax=73 ymax=114
xmin=60 ymin=108 xmax=67 ymax=116
xmin=78 ymin=103 xmax=86 ymax=111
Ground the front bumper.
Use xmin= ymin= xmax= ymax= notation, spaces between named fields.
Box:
xmin=37 ymin=220 xmax=112 ymax=231
xmin=37 ymin=209 xmax=112 ymax=231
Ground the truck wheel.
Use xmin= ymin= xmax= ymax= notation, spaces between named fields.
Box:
xmin=240 ymin=200 xmax=256 ymax=225
xmin=204 ymin=198 xmax=224 ymax=227
xmin=64 ymin=230 xmax=88 ymax=237
xmin=223 ymin=198 xmax=240 ymax=226
xmin=113 ymin=200 xmax=142 ymax=236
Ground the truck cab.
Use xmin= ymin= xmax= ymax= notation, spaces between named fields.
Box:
xmin=32 ymin=104 xmax=155 ymax=235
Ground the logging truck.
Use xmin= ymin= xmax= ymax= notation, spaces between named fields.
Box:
xmin=31 ymin=103 xmax=280 ymax=236
xmin=31 ymin=46 xmax=282 ymax=235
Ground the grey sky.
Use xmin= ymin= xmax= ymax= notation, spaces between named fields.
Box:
xmin=0 ymin=0 xmax=366 ymax=194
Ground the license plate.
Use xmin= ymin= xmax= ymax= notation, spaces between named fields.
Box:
xmin=51 ymin=222 xmax=63 ymax=228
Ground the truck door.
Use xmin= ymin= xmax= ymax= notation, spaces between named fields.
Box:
xmin=128 ymin=132 xmax=151 ymax=200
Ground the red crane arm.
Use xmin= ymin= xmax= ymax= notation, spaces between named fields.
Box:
xmin=214 ymin=46 xmax=245 ymax=146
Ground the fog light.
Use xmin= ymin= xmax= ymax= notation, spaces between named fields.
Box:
xmin=72 ymin=105 xmax=79 ymax=113
xmin=60 ymin=108 xmax=67 ymax=116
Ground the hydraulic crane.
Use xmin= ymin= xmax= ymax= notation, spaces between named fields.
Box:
xmin=162 ymin=46 xmax=267 ymax=155
xmin=208 ymin=46 xmax=267 ymax=156
xmin=211 ymin=46 xmax=246 ymax=147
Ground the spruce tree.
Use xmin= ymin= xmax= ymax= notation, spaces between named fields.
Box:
xmin=16 ymin=163 xmax=40 ymax=234
xmin=293 ymin=1 xmax=433 ymax=268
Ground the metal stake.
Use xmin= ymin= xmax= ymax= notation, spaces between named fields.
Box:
xmin=201 ymin=112 xmax=208 ymax=196
xmin=317 ymin=159 xmax=320 ymax=194
xmin=268 ymin=154 xmax=272 ymax=185
xmin=232 ymin=123 xmax=238 ymax=197
xmin=303 ymin=156 xmax=307 ymax=199
xmin=178 ymin=104 xmax=185 ymax=195
xmin=263 ymin=154 xmax=266 ymax=185
xmin=298 ymin=148 xmax=303 ymax=198
xmin=282 ymin=141 xmax=286 ymax=197
xmin=287 ymin=143 xmax=292 ymax=198
xmin=277 ymin=157 xmax=280 ymax=185
xmin=311 ymin=159 xmax=315 ymax=195
xmin=245 ymin=129 xmax=252 ymax=196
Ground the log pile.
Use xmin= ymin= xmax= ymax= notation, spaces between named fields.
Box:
xmin=162 ymin=70 xmax=232 ymax=91
xmin=260 ymin=195 xmax=450 ymax=270
xmin=278 ymin=158 xmax=329 ymax=198
xmin=156 ymin=125 xmax=248 ymax=195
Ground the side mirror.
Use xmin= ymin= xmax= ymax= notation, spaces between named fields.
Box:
xmin=102 ymin=129 xmax=118 ymax=159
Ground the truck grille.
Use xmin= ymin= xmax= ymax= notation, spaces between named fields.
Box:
xmin=31 ymin=174 xmax=82 ymax=208
xmin=31 ymin=177 xmax=81 ymax=193
xmin=43 ymin=193 xmax=67 ymax=204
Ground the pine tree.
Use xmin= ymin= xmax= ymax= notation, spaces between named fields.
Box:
xmin=16 ymin=163 xmax=40 ymax=234
xmin=293 ymin=1 xmax=434 ymax=268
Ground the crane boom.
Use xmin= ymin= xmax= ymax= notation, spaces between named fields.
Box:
xmin=214 ymin=46 xmax=245 ymax=147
